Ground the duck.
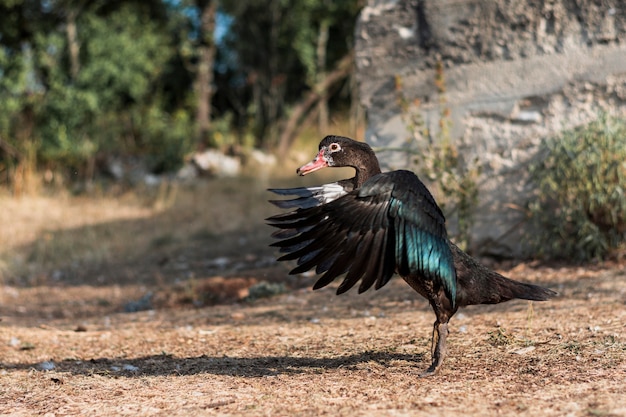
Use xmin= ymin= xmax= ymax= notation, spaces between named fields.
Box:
xmin=267 ymin=135 xmax=557 ymax=376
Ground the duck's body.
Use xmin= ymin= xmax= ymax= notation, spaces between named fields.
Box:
xmin=267 ymin=135 xmax=556 ymax=376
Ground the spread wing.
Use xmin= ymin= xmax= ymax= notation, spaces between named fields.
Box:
xmin=267 ymin=170 xmax=456 ymax=301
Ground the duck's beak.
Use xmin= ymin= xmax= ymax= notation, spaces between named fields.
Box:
xmin=297 ymin=149 xmax=328 ymax=176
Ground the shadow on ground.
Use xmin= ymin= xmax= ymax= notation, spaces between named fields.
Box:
xmin=5 ymin=350 xmax=426 ymax=378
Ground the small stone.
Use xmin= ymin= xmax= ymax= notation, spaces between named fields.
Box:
xmin=512 ymin=346 xmax=536 ymax=355
xmin=39 ymin=361 xmax=56 ymax=371
xmin=231 ymin=312 xmax=245 ymax=320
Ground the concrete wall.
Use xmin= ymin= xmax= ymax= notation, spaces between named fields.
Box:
xmin=355 ymin=0 xmax=626 ymax=257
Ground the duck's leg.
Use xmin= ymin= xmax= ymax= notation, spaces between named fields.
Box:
xmin=429 ymin=319 xmax=439 ymax=357
xmin=420 ymin=320 xmax=449 ymax=377
xmin=402 ymin=280 xmax=455 ymax=377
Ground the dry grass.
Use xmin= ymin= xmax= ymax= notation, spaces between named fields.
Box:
xmin=1 ymin=165 xmax=625 ymax=416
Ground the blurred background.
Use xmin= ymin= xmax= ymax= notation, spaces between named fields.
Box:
xmin=0 ymin=0 xmax=625 ymax=319
xmin=0 ymin=0 xmax=364 ymax=190
xmin=0 ymin=0 xmax=366 ymax=317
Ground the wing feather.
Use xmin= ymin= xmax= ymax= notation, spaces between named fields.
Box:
xmin=267 ymin=171 xmax=457 ymax=303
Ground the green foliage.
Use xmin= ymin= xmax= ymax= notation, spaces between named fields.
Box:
xmin=527 ymin=114 xmax=626 ymax=260
xmin=78 ymin=7 xmax=172 ymax=108
xmin=0 ymin=3 xmax=181 ymax=181
xmin=396 ymin=63 xmax=481 ymax=250
xmin=0 ymin=42 xmax=41 ymax=187
xmin=0 ymin=46 xmax=28 ymax=138
xmin=132 ymin=105 xmax=195 ymax=174
xmin=0 ymin=0 xmax=362 ymax=187
xmin=220 ymin=0 xmax=361 ymax=146
xmin=54 ymin=6 xmax=170 ymax=160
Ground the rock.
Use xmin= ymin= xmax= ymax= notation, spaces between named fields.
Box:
xmin=124 ymin=292 xmax=153 ymax=313
xmin=38 ymin=361 xmax=56 ymax=371
xmin=102 ymin=155 xmax=151 ymax=185
xmin=355 ymin=0 xmax=626 ymax=256
xmin=230 ymin=312 xmax=246 ymax=320
xmin=192 ymin=149 xmax=241 ymax=177
xmin=512 ymin=346 xmax=536 ymax=355
xmin=248 ymin=149 xmax=277 ymax=166
xmin=176 ymin=162 xmax=199 ymax=181
xmin=122 ymin=364 xmax=139 ymax=372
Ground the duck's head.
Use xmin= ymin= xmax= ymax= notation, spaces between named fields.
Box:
xmin=297 ymin=135 xmax=380 ymax=177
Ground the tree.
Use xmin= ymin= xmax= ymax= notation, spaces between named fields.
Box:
xmin=0 ymin=0 xmax=365 ymax=189
xmin=0 ymin=0 xmax=194 ymax=185
xmin=189 ymin=0 xmax=218 ymax=146
xmin=220 ymin=0 xmax=362 ymax=150
xmin=277 ymin=51 xmax=354 ymax=155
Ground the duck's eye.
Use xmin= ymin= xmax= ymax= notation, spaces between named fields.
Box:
xmin=329 ymin=143 xmax=341 ymax=152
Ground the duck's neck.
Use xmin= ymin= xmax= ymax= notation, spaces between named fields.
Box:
xmin=351 ymin=158 xmax=382 ymax=188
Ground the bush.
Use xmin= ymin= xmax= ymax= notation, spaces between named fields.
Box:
xmin=527 ymin=114 xmax=626 ymax=261
xmin=131 ymin=105 xmax=195 ymax=174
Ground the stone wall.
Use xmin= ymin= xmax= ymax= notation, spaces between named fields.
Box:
xmin=355 ymin=0 xmax=626 ymax=257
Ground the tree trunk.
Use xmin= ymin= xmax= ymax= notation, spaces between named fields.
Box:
xmin=264 ymin=0 xmax=283 ymax=148
xmin=66 ymin=9 xmax=81 ymax=81
xmin=277 ymin=52 xmax=354 ymax=155
xmin=195 ymin=0 xmax=218 ymax=146
xmin=316 ymin=19 xmax=330 ymax=134
xmin=349 ymin=70 xmax=364 ymax=140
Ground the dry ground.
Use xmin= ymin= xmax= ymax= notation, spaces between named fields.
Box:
xmin=1 ymin=168 xmax=625 ymax=416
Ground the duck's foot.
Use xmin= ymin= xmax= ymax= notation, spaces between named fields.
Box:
xmin=418 ymin=363 xmax=441 ymax=377
xmin=419 ymin=321 xmax=448 ymax=377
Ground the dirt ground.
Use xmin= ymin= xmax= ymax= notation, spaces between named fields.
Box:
xmin=1 ymin=171 xmax=625 ymax=416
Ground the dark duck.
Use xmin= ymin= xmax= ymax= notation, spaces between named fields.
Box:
xmin=267 ymin=135 xmax=557 ymax=376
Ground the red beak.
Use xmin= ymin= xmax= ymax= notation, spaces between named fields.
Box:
xmin=296 ymin=149 xmax=328 ymax=176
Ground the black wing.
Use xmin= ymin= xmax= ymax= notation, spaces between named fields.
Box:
xmin=267 ymin=170 xmax=456 ymax=300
